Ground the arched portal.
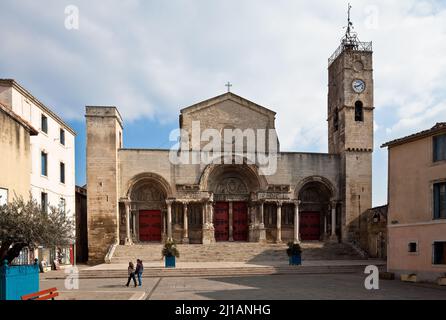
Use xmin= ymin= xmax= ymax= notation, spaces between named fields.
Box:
xmin=205 ymin=164 xmax=261 ymax=242
xmin=126 ymin=173 xmax=171 ymax=243
xmin=297 ymin=178 xmax=334 ymax=241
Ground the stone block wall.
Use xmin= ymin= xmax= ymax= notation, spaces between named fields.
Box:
xmin=86 ymin=106 xmax=123 ymax=264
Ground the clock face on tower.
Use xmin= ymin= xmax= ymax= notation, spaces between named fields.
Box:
xmin=352 ymin=79 xmax=366 ymax=93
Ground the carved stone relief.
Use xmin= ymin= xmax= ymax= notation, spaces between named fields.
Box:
xmin=132 ymin=184 xmax=165 ymax=201
xmin=215 ymin=177 xmax=248 ymax=195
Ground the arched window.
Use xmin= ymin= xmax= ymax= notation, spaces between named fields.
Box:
xmin=355 ymin=101 xmax=364 ymax=122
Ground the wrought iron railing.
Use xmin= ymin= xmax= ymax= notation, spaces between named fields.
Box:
xmin=328 ymin=40 xmax=372 ymax=66
xmin=11 ymin=247 xmax=30 ymax=266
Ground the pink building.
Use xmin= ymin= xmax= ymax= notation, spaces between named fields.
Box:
xmin=382 ymin=123 xmax=446 ymax=282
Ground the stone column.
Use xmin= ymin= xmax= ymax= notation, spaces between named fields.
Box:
xmin=324 ymin=211 xmax=327 ymax=239
xmin=330 ymin=201 xmax=338 ymax=242
xmin=294 ymin=201 xmax=300 ymax=243
xmin=258 ymin=201 xmax=266 ymax=243
xmin=228 ymin=201 xmax=234 ymax=242
xmin=276 ymin=202 xmax=282 ymax=243
xmin=202 ymin=201 xmax=215 ymax=244
xmin=162 ymin=212 xmax=167 ymax=242
xmin=132 ymin=211 xmax=137 ymax=242
xmin=182 ymin=202 xmax=189 ymax=244
xmin=248 ymin=204 xmax=256 ymax=242
xmin=125 ymin=201 xmax=132 ymax=245
xmin=207 ymin=201 xmax=215 ymax=243
xmin=208 ymin=202 xmax=214 ymax=226
xmin=166 ymin=200 xmax=173 ymax=240
xmin=202 ymin=202 xmax=206 ymax=225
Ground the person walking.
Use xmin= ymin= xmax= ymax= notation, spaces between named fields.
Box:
xmin=126 ymin=261 xmax=137 ymax=287
xmin=136 ymin=259 xmax=144 ymax=286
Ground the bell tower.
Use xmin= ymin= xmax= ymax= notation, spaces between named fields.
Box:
xmin=327 ymin=4 xmax=374 ymax=242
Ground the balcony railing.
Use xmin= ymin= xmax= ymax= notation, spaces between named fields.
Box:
xmin=328 ymin=39 xmax=373 ymax=66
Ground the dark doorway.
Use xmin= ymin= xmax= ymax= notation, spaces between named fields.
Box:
xmin=300 ymin=212 xmax=321 ymax=240
xmin=139 ymin=210 xmax=161 ymax=242
xmin=233 ymin=202 xmax=248 ymax=241
xmin=214 ymin=202 xmax=229 ymax=241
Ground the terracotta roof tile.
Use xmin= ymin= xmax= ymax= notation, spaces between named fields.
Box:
xmin=381 ymin=122 xmax=446 ymax=148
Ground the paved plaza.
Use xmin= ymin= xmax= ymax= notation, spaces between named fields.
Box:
xmin=40 ymin=272 xmax=446 ymax=300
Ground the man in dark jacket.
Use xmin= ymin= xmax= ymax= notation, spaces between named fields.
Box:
xmin=135 ymin=259 xmax=144 ymax=286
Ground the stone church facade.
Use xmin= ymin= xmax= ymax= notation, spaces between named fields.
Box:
xmin=86 ymin=35 xmax=374 ymax=263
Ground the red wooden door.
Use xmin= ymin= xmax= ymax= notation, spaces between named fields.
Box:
xmin=299 ymin=212 xmax=321 ymax=240
xmin=139 ymin=210 xmax=161 ymax=242
xmin=214 ymin=202 xmax=229 ymax=242
xmin=233 ymin=202 xmax=248 ymax=241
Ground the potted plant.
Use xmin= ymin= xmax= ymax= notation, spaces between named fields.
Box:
xmin=162 ymin=239 xmax=179 ymax=268
xmin=286 ymin=241 xmax=302 ymax=266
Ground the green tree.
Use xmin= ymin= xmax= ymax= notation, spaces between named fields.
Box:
xmin=0 ymin=197 xmax=74 ymax=264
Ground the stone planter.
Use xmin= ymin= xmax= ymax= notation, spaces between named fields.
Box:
xmin=0 ymin=260 xmax=39 ymax=300
xmin=438 ymin=277 xmax=446 ymax=286
xmin=165 ymin=256 xmax=176 ymax=268
xmin=401 ymin=274 xmax=417 ymax=283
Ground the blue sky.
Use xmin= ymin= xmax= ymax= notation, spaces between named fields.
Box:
xmin=1 ymin=0 xmax=446 ymax=206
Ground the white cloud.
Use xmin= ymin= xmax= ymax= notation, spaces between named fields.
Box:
xmin=3 ymin=1 xmax=444 ymax=143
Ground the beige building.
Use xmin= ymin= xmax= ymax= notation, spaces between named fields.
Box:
xmin=0 ymin=79 xmax=76 ymax=266
xmin=0 ymin=102 xmax=38 ymax=204
xmin=86 ymin=30 xmax=376 ymax=263
xmin=383 ymin=123 xmax=446 ymax=282
xmin=0 ymin=79 xmax=76 ymax=225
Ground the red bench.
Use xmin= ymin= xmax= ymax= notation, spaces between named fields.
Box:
xmin=21 ymin=287 xmax=59 ymax=300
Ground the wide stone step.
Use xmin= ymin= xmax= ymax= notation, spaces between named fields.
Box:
xmin=109 ymin=242 xmax=363 ymax=264
xmin=71 ymin=265 xmax=373 ymax=279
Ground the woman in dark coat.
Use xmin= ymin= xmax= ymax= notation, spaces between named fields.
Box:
xmin=126 ymin=261 xmax=137 ymax=287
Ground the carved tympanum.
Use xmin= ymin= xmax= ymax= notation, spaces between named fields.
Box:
xmin=132 ymin=184 xmax=165 ymax=201
xmin=215 ymin=177 xmax=248 ymax=195
xmin=300 ymin=187 xmax=322 ymax=203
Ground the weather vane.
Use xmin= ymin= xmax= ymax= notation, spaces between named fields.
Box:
xmin=345 ymin=3 xmax=354 ymax=37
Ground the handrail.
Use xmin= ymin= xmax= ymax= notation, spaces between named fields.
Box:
xmin=104 ymin=243 xmax=118 ymax=264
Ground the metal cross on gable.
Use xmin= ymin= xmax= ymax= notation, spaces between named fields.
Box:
xmin=225 ymin=82 xmax=232 ymax=92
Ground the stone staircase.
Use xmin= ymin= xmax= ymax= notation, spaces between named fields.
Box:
xmin=110 ymin=241 xmax=363 ymax=264
xmin=57 ymin=242 xmax=383 ymax=280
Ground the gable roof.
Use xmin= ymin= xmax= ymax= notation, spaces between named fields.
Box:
xmin=180 ymin=92 xmax=276 ymax=116
xmin=381 ymin=122 xmax=446 ymax=148
xmin=0 ymin=101 xmax=38 ymax=135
